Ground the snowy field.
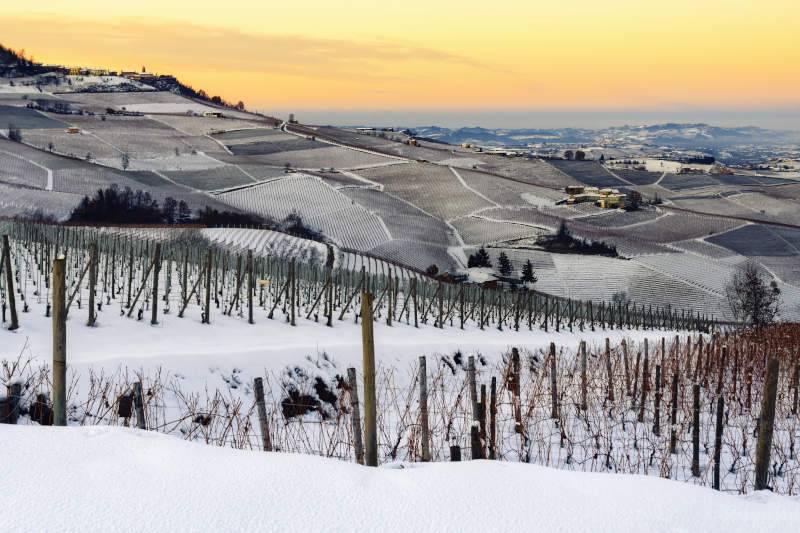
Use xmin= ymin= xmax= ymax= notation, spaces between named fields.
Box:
xmin=3 ymin=425 xmax=798 ymax=533
xmin=2 ymin=293 xmax=651 ymax=374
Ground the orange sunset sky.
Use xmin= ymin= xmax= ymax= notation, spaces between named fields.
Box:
xmin=3 ymin=1 xmax=799 ymax=115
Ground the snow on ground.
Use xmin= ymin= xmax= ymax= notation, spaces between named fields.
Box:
xmin=2 ymin=425 xmax=797 ymax=533
xmin=2 ymin=295 xmax=673 ymax=389
xmin=126 ymin=152 xmax=226 ymax=171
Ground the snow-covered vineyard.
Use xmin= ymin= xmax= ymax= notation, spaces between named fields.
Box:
xmin=2 ymin=284 xmax=800 ymax=496
xmin=1 ymin=219 xmax=799 ymax=498
xmin=1 ymin=221 xmax=721 ymax=339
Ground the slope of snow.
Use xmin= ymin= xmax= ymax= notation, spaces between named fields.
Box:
xmin=2 ymin=425 xmax=796 ymax=533
xmin=2 ymin=293 xmax=672 ymax=379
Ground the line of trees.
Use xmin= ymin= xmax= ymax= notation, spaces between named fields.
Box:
xmin=68 ymin=186 xmax=332 ymax=243
xmin=69 ymin=185 xmax=265 ymax=226
xmin=539 ymin=222 xmax=618 ymax=256
xmin=468 ymin=246 xmax=538 ymax=285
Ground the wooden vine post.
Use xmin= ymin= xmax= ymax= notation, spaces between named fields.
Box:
xmin=203 ymin=249 xmax=213 ymax=324
xmin=87 ymin=242 xmax=98 ymax=327
xmin=253 ymin=377 xmax=273 ymax=451
xmin=669 ymin=373 xmax=678 ymax=454
xmin=580 ymin=340 xmax=588 ymax=411
xmin=754 ymin=358 xmax=780 ymax=491
xmin=549 ymin=342 xmax=559 ymax=419
xmin=605 ymin=338 xmax=615 ymax=401
xmin=132 ymin=381 xmax=146 ymax=430
xmin=361 ymin=292 xmax=378 ymax=467
xmin=150 ymin=243 xmax=161 ymax=326
xmin=419 ymin=356 xmax=431 ymax=462
xmin=347 ymin=368 xmax=365 ymax=465
xmin=247 ymin=250 xmax=255 ymax=325
xmin=52 ymin=256 xmax=67 ymax=426
xmin=2 ymin=235 xmax=19 ymax=331
xmin=691 ymin=383 xmax=700 ymax=477
xmin=512 ymin=347 xmax=522 ymax=432
xmin=489 ymin=376 xmax=497 ymax=460
xmin=638 ymin=341 xmax=649 ymax=423
xmin=712 ymin=394 xmax=724 ymax=490
xmin=468 ymin=356 xmax=478 ymax=423
xmin=653 ymin=364 xmax=662 ymax=436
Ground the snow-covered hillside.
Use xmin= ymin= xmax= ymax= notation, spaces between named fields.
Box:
xmin=2 ymin=425 xmax=797 ymax=533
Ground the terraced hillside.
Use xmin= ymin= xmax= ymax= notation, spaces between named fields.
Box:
xmin=1 ymin=85 xmax=798 ymax=320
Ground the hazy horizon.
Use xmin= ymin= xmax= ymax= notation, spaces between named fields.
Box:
xmin=268 ymin=109 xmax=800 ymax=132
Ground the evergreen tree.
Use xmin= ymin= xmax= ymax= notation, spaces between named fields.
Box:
xmin=497 ymin=252 xmax=513 ymax=277
xmin=475 ymin=247 xmax=492 ymax=268
xmin=521 ymin=260 xmax=537 ymax=284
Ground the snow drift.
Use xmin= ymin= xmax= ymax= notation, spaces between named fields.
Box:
xmin=2 ymin=425 xmax=798 ymax=532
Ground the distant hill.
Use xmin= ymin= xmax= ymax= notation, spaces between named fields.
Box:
xmin=410 ymin=123 xmax=800 ymax=164
xmin=0 ymin=44 xmax=47 ymax=76
xmin=0 ymin=42 xmax=246 ymax=113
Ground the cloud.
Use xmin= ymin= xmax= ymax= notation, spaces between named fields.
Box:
xmin=1 ymin=15 xmax=495 ymax=82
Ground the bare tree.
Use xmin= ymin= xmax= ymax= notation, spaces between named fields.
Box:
xmin=725 ymin=261 xmax=781 ymax=327
xmin=612 ymin=291 xmax=630 ymax=306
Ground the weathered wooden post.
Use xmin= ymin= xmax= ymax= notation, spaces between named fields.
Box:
xmin=631 ymin=350 xmax=641 ymax=409
xmin=326 ymin=266 xmax=334 ymax=327
xmin=653 ymin=364 xmax=662 ymax=436
xmin=203 ymin=249 xmax=213 ymax=324
xmin=468 ymin=355 xmax=478 ymax=423
xmin=712 ymin=394 xmax=724 ymax=490
xmin=791 ymin=363 xmax=799 ymax=417
xmin=622 ymin=339 xmax=631 ymax=396
xmin=691 ymin=383 xmax=700 ymax=477
xmin=290 ymin=259 xmax=297 ymax=327
xmin=6 ymin=382 xmax=22 ymax=424
xmin=419 ymin=356 xmax=431 ymax=462
xmin=580 ymin=340 xmax=588 ymax=411
xmin=87 ymin=242 xmax=97 ymax=326
xmin=253 ymin=377 xmax=273 ymax=451
xmin=638 ymin=341 xmax=649 ymax=423
xmin=512 ymin=347 xmax=522 ymax=432
xmin=361 ymin=292 xmax=378 ymax=467
xmin=247 ymin=250 xmax=254 ymax=325
xmin=716 ymin=345 xmax=727 ymax=396
xmin=669 ymin=372 xmax=678 ymax=454
xmin=133 ymin=381 xmax=146 ymax=430
xmin=470 ymin=423 xmax=483 ymax=459
xmin=2 ymin=235 xmax=19 ymax=331
xmin=489 ymin=376 xmax=497 ymax=459
xmin=52 ymin=256 xmax=67 ymax=426
xmin=150 ymin=243 xmax=161 ymax=326
xmin=479 ymin=384 xmax=487 ymax=456
xmin=605 ymin=338 xmax=615 ymax=401
xmin=450 ymin=445 xmax=462 ymax=462
xmin=550 ymin=342 xmax=559 ymax=419
xmin=347 ymin=368 xmax=365 ymax=465
xmin=754 ymin=358 xmax=780 ymax=491
xmin=126 ymin=246 xmax=134 ymax=308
